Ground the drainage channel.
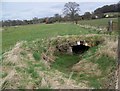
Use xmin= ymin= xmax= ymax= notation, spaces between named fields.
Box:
xmin=56 ymin=40 xmax=96 ymax=55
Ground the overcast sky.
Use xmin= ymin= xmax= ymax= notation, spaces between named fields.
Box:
xmin=1 ymin=0 xmax=119 ymax=20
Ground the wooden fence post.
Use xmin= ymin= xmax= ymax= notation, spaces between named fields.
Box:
xmin=118 ymin=36 xmax=120 ymax=90
xmin=107 ymin=20 xmax=113 ymax=34
xmin=118 ymin=15 xmax=120 ymax=90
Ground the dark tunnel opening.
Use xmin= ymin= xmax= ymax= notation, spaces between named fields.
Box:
xmin=72 ymin=44 xmax=90 ymax=54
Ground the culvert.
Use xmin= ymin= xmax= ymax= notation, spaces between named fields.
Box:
xmin=72 ymin=42 xmax=90 ymax=54
xmin=55 ymin=40 xmax=100 ymax=54
xmin=41 ymin=35 xmax=104 ymax=62
xmin=53 ymin=34 xmax=105 ymax=55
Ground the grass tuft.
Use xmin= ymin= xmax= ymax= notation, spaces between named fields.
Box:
xmin=33 ymin=52 xmax=40 ymax=61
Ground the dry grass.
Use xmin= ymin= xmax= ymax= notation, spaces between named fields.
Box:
xmin=1 ymin=40 xmax=90 ymax=89
xmin=98 ymin=37 xmax=118 ymax=59
xmin=3 ymin=42 xmax=25 ymax=66
xmin=1 ymin=34 xmax=118 ymax=89
xmin=72 ymin=35 xmax=117 ymax=74
xmin=72 ymin=60 xmax=101 ymax=76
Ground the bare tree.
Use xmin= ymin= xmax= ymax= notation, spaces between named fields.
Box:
xmin=63 ymin=2 xmax=80 ymax=22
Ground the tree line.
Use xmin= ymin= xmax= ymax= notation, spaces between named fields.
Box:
xmin=94 ymin=3 xmax=120 ymax=14
xmin=1 ymin=2 xmax=120 ymax=27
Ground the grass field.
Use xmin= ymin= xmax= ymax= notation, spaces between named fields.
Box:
xmin=1 ymin=18 xmax=118 ymax=89
xmin=79 ymin=18 xmax=118 ymax=28
xmin=2 ymin=18 xmax=119 ymax=53
xmin=2 ymin=23 xmax=98 ymax=52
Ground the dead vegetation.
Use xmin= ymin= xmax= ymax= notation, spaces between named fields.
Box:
xmin=1 ymin=39 xmax=89 ymax=89
xmin=1 ymin=34 xmax=118 ymax=89
xmin=72 ymin=60 xmax=101 ymax=76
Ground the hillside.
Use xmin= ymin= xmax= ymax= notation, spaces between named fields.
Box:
xmin=94 ymin=3 xmax=120 ymax=13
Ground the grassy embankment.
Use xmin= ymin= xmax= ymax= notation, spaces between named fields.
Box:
xmin=1 ymin=18 xmax=118 ymax=89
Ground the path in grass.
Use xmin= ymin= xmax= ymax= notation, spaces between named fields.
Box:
xmin=2 ymin=23 xmax=98 ymax=52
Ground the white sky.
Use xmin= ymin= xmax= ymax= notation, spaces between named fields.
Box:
xmin=1 ymin=0 xmax=119 ymax=20
xmin=1 ymin=0 xmax=120 ymax=2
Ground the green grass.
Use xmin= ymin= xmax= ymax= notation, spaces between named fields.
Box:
xmin=81 ymin=46 xmax=99 ymax=59
xmin=2 ymin=23 xmax=98 ymax=52
xmin=95 ymin=54 xmax=116 ymax=73
xmin=51 ymin=46 xmax=102 ymax=88
xmin=33 ymin=51 xmax=40 ymax=61
xmin=88 ymin=77 xmax=101 ymax=89
xmin=15 ymin=61 xmax=43 ymax=89
xmin=20 ymin=62 xmax=40 ymax=79
xmin=2 ymin=20 xmax=117 ymax=89
xmin=81 ymin=45 xmax=116 ymax=74
xmin=51 ymin=44 xmax=116 ymax=89
xmin=73 ymin=74 xmax=101 ymax=89
xmin=0 ymin=72 xmax=7 ymax=78
xmin=51 ymin=53 xmax=80 ymax=73
xmin=79 ymin=18 xmax=118 ymax=27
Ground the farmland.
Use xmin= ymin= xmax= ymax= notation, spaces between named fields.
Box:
xmin=2 ymin=23 xmax=98 ymax=52
xmin=2 ymin=18 xmax=118 ymax=52
xmin=1 ymin=18 xmax=118 ymax=89
xmin=79 ymin=18 xmax=118 ymax=28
